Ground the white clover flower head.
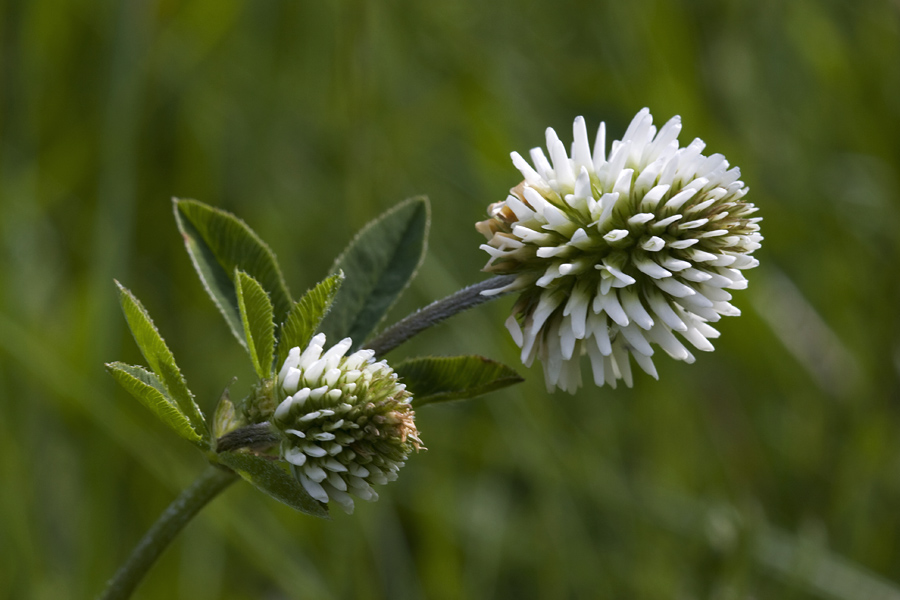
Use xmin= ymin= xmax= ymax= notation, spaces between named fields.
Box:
xmin=476 ymin=108 xmax=762 ymax=393
xmin=273 ymin=333 xmax=423 ymax=513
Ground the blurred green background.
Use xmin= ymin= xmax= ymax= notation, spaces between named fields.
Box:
xmin=2 ymin=0 xmax=900 ymax=598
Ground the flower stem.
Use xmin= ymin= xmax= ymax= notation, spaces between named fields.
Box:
xmin=98 ymin=465 xmax=237 ymax=600
xmin=366 ymin=275 xmax=517 ymax=356
xmin=216 ymin=422 xmax=278 ymax=452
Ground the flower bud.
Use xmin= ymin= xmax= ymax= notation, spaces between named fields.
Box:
xmin=272 ymin=334 xmax=423 ymax=513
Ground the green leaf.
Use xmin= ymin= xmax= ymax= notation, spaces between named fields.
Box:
xmin=173 ymin=199 xmax=293 ymax=347
xmin=235 ymin=270 xmax=276 ymax=378
xmin=319 ymin=197 xmax=429 ymax=349
xmin=106 ymin=362 xmax=203 ymax=445
xmin=276 ymin=272 xmax=344 ymax=367
xmin=116 ymin=282 xmax=208 ymax=438
xmin=394 ymin=355 xmax=524 ymax=407
xmin=217 ymin=451 xmax=330 ymax=519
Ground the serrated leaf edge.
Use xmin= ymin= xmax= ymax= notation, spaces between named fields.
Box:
xmin=276 ymin=271 xmax=345 ymax=367
xmin=235 ymin=269 xmax=276 ymax=379
xmin=173 ymin=201 xmax=248 ymax=349
xmin=106 ymin=361 xmax=203 ymax=444
xmin=115 ymin=281 xmax=209 ymax=437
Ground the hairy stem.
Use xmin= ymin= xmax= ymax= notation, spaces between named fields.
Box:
xmin=366 ymin=275 xmax=517 ymax=357
xmin=216 ymin=422 xmax=279 ymax=453
xmin=98 ymin=465 xmax=237 ymax=600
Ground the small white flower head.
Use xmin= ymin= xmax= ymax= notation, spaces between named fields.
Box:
xmin=476 ymin=108 xmax=762 ymax=393
xmin=273 ymin=334 xmax=423 ymax=513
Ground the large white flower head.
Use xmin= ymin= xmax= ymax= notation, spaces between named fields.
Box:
xmin=273 ymin=333 xmax=423 ymax=513
xmin=477 ymin=108 xmax=762 ymax=393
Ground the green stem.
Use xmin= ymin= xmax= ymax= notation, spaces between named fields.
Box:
xmin=98 ymin=465 xmax=238 ymax=600
xmin=366 ymin=275 xmax=518 ymax=356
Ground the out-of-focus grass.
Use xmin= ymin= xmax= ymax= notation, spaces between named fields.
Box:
xmin=1 ymin=0 xmax=899 ymax=598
